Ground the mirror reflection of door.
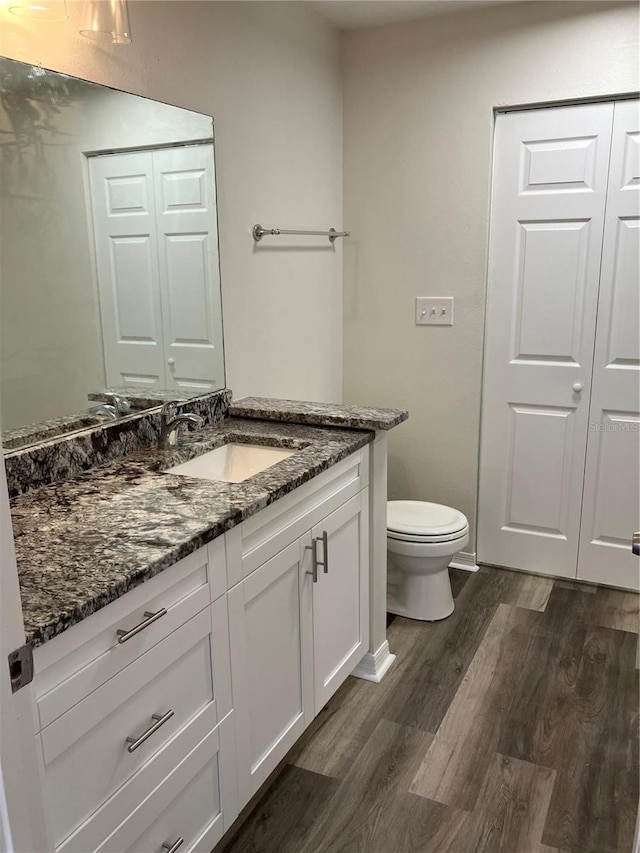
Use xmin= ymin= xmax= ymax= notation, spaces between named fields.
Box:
xmin=88 ymin=143 xmax=223 ymax=394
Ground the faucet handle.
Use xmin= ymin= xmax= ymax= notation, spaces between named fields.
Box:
xmin=161 ymin=399 xmax=187 ymax=420
xmin=104 ymin=393 xmax=131 ymax=416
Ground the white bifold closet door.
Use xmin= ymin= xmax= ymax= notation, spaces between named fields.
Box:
xmin=89 ymin=144 xmax=223 ymax=394
xmin=478 ymin=100 xmax=639 ymax=590
xmin=578 ymin=101 xmax=640 ymax=589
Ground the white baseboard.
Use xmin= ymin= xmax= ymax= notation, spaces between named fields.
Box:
xmin=448 ymin=551 xmax=479 ymax=572
xmin=351 ymin=640 xmax=396 ymax=683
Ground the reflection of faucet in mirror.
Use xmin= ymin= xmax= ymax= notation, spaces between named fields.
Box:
xmin=88 ymin=393 xmax=131 ymax=421
xmin=159 ymin=401 xmax=205 ymax=450
xmin=89 ymin=404 xmax=118 ymax=421
xmin=105 ymin=393 xmax=131 ymax=416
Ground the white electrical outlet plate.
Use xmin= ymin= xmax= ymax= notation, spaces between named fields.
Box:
xmin=416 ymin=296 xmax=454 ymax=326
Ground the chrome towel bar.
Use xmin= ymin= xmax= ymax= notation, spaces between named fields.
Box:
xmin=253 ymin=223 xmax=350 ymax=243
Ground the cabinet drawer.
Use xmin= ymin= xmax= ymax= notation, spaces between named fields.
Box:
xmin=56 ymin=708 xmax=232 ymax=853
xmin=59 ymin=714 xmax=234 ymax=853
xmin=41 ymin=608 xmax=217 ymax=848
xmin=34 ymin=544 xmax=223 ymax=731
xmin=228 ymin=448 xmax=368 ymax=582
xmin=114 ymin=730 xmax=225 ymax=853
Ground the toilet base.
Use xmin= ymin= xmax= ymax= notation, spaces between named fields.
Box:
xmin=387 ymin=567 xmax=455 ymax=621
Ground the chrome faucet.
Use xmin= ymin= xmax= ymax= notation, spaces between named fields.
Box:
xmin=88 ymin=393 xmax=131 ymax=421
xmin=91 ymin=404 xmax=118 ymax=421
xmin=104 ymin=393 xmax=131 ymax=416
xmin=159 ymin=401 xmax=205 ymax=449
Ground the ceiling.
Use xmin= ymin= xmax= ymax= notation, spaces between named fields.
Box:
xmin=310 ymin=0 xmax=519 ymax=30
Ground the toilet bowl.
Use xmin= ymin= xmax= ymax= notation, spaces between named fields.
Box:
xmin=387 ymin=500 xmax=469 ymax=621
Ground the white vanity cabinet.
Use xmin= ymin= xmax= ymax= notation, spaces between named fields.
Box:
xmin=31 ymin=541 xmax=237 ymax=853
xmin=225 ymin=449 xmax=369 ymax=805
xmin=28 ymin=446 xmax=371 ymax=850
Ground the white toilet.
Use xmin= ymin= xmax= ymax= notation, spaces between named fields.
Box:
xmin=386 ymin=500 xmax=469 ymax=621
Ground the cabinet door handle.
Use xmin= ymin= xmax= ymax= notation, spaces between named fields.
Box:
xmin=305 ymin=532 xmax=329 ymax=581
xmin=117 ymin=608 xmax=167 ymax=644
xmin=320 ymin=530 xmax=329 ymax=574
xmin=305 ymin=538 xmax=319 ymax=583
xmin=162 ymin=839 xmax=184 ymax=853
xmin=126 ymin=709 xmax=174 ymax=753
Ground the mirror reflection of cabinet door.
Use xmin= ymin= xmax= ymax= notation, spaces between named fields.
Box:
xmin=88 ymin=144 xmax=223 ymax=393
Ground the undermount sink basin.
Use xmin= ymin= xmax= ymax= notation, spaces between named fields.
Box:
xmin=163 ymin=442 xmax=297 ymax=483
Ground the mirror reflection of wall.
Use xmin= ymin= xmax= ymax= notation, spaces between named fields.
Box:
xmin=0 ymin=57 xmax=225 ymax=443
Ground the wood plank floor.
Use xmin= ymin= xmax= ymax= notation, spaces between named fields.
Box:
xmin=215 ymin=568 xmax=639 ymax=853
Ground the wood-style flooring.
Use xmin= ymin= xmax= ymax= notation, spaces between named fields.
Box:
xmin=215 ymin=567 xmax=639 ymax=853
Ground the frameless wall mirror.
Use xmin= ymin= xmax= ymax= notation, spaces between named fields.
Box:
xmin=0 ymin=57 xmax=225 ymax=450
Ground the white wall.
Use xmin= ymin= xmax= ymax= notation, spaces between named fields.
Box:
xmin=342 ymin=1 xmax=639 ymax=550
xmin=0 ymin=0 xmax=344 ymax=407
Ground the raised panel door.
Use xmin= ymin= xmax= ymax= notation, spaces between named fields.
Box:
xmin=88 ymin=151 xmax=166 ymax=390
xmin=478 ymin=103 xmax=614 ymax=577
xmin=153 ymin=144 xmax=224 ymax=393
xmin=228 ymin=537 xmax=313 ymax=806
xmin=312 ymin=491 xmax=369 ymax=713
xmin=578 ymin=100 xmax=640 ymax=590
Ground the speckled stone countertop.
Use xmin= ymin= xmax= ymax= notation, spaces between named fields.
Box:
xmin=3 ymin=411 xmax=109 ymax=451
xmin=230 ymin=397 xmax=408 ymax=431
xmin=5 ymin=390 xmax=232 ymax=498
xmin=11 ymin=419 xmax=372 ymax=649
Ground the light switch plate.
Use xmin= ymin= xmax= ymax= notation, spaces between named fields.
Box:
xmin=416 ymin=296 xmax=454 ymax=326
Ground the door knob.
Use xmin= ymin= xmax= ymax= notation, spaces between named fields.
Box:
xmin=633 ymin=532 xmax=640 ymax=557
xmin=572 ymin=382 xmax=583 ymax=393
xmin=167 ymin=358 xmax=175 ymax=366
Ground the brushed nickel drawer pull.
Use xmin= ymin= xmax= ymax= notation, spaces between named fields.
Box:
xmin=117 ymin=608 xmax=167 ymax=644
xmin=162 ymin=839 xmax=184 ymax=853
xmin=126 ymin=709 xmax=174 ymax=753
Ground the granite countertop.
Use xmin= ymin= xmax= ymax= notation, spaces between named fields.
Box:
xmin=229 ymin=397 xmax=408 ymax=431
xmin=2 ymin=410 xmax=109 ymax=451
xmin=11 ymin=418 xmax=373 ymax=649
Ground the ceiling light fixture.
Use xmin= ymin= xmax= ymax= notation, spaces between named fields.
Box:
xmin=8 ymin=0 xmax=68 ymax=21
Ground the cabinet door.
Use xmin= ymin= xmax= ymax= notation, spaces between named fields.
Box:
xmin=228 ymin=537 xmax=313 ymax=807
xmin=312 ymin=490 xmax=369 ymax=714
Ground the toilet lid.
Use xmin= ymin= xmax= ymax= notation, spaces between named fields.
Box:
xmin=387 ymin=501 xmax=468 ymax=537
